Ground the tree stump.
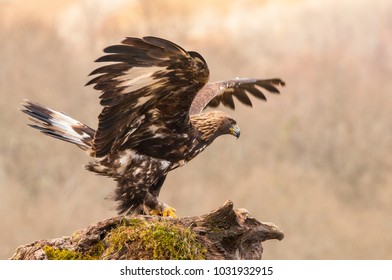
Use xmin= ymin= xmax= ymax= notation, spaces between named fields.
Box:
xmin=11 ymin=201 xmax=284 ymax=260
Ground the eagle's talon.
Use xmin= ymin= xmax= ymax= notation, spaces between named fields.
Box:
xmin=148 ymin=206 xmax=176 ymax=218
xmin=162 ymin=206 xmax=177 ymax=218
xmin=149 ymin=209 xmax=161 ymax=216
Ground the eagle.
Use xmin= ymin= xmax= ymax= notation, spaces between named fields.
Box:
xmin=22 ymin=36 xmax=284 ymax=217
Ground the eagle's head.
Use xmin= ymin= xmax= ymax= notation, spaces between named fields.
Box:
xmin=191 ymin=111 xmax=240 ymax=143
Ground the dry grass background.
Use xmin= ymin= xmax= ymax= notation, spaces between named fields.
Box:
xmin=1 ymin=0 xmax=391 ymax=259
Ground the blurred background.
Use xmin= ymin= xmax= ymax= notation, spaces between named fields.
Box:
xmin=1 ymin=0 xmax=391 ymax=259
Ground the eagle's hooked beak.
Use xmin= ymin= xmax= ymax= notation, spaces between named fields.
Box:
xmin=229 ymin=124 xmax=241 ymax=139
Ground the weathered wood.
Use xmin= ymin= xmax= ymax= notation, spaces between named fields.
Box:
xmin=11 ymin=201 xmax=284 ymax=260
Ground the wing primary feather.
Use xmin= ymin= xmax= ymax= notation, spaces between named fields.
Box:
xmin=222 ymin=91 xmax=235 ymax=109
xmin=143 ymin=36 xmax=187 ymax=55
xmin=258 ymin=78 xmax=286 ymax=87
xmin=103 ymin=45 xmax=139 ymax=54
xmin=233 ymin=87 xmax=253 ymax=107
xmin=255 ymin=81 xmax=281 ymax=93
xmin=242 ymin=84 xmax=267 ymax=101
xmin=88 ymin=63 xmax=130 ymax=76
xmin=95 ymin=54 xmax=133 ymax=63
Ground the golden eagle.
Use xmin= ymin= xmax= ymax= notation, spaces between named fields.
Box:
xmin=22 ymin=36 xmax=284 ymax=217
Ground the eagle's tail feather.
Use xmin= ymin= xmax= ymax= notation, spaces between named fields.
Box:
xmin=21 ymin=100 xmax=95 ymax=153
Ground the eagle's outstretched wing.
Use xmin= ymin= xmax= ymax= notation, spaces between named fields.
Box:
xmin=190 ymin=78 xmax=285 ymax=115
xmin=87 ymin=36 xmax=209 ymax=157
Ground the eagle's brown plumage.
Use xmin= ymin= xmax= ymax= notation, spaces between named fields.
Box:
xmin=22 ymin=36 xmax=285 ymax=216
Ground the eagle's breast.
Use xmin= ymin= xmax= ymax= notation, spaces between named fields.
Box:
xmin=112 ymin=149 xmax=172 ymax=180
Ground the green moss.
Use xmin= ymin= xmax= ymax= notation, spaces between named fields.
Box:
xmin=43 ymin=218 xmax=206 ymax=260
xmin=43 ymin=245 xmax=89 ymax=260
xmin=43 ymin=241 xmax=105 ymax=260
xmin=89 ymin=241 xmax=106 ymax=258
xmin=105 ymin=219 xmax=206 ymax=260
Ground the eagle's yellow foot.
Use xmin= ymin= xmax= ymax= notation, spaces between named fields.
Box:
xmin=149 ymin=209 xmax=161 ymax=216
xmin=162 ymin=206 xmax=177 ymax=218
xmin=149 ymin=206 xmax=177 ymax=218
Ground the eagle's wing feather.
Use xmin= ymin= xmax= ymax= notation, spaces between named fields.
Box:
xmin=86 ymin=36 xmax=209 ymax=157
xmin=190 ymin=78 xmax=285 ymax=115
